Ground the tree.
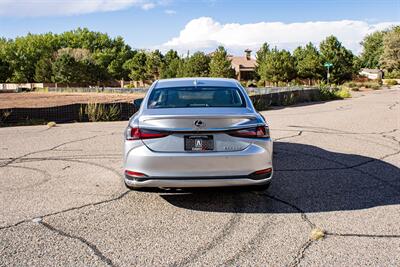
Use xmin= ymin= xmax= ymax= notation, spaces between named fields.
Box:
xmin=0 ymin=28 xmax=134 ymax=83
xmin=52 ymin=54 xmax=79 ymax=84
xmin=256 ymin=42 xmax=270 ymax=82
xmin=146 ymin=49 xmax=164 ymax=80
xmin=181 ymin=51 xmax=210 ymax=77
xmin=0 ymin=39 xmax=11 ymax=82
xmin=319 ymin=35 xmax=355 ymax=84
xmin=209 ymin=46 xmax=235 ymax=78
xmin=123 ymin=51 xmax=148 ymax=83
xmin=359 ymin=31 xmax=385 ymax=69
xmin=52 ymin=48 xmax=98 ymax=84
xmin=0 ymin=58 xmax=10 ymax=82
xmin=34 ymin=57 xmax=53 ymax=82
xmin=160 ymin=50 xmax=181 ymax=79
xmin=259 ymin=47 xmax=295 ymax=84
xmin=293 ymin=42 xmax=324 ymax=84
xmin=380 ymin=26 xmax=400 ymax=72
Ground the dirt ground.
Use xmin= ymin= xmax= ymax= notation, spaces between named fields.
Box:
xmin=0 ymin=92 xmax=145 ymax=108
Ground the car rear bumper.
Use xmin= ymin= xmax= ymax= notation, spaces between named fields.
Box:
xmin=124 ymin=172 xmax=272 ymax=188
xmin=124 ymin=139 xmax=273 ymax=188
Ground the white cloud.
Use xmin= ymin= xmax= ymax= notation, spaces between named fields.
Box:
xmin=0 ymin=0 xmax=157 ymax=17
xmin=160 ymin=17 xmax=399 ymax=55
xmin=164 ymin=9 xmax=176 ymax=15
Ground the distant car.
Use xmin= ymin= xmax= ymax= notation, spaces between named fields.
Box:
xmin=123 ymin=78 xmax=273 ymax=190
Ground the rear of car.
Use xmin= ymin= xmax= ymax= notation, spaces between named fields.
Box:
xmin=123 ymin=78 xmax=273 ymax=189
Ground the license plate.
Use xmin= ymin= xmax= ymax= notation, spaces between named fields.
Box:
xmin=184 ymin=135 xmax=214 ymax=151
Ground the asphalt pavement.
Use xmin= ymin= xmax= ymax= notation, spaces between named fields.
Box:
xmin=1 ymin=87 xmax=399 ymax=266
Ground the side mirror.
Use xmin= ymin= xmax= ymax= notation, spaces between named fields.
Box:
xmin=133 ymin=98 xmax=144 ymax=110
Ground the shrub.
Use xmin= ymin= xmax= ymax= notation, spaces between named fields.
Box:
xmin=256 ymin=80 xmax=266 ymax=88
xmin=386 ymin=79 xmax=398 ymax=86
xmin=85 ymin=103 xmax=120 ymax=122
xmin=345 ymin=81 xmax=357 ymax=88
xmin=385 ymin=70 xmax=400 ymax=79
xmin=363 ymin=81 xmax=381 ymax=90
xmin=334 ymin=88 xmax=351 ymax=98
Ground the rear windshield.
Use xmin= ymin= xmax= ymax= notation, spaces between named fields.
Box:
xmin=147 ymin=87 xmax=246 ymax=109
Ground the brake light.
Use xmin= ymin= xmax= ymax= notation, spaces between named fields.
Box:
xmin=126 ymin=127 xmax=169 ymax=140
xmin=229 ymin=126 xmax=270 ymax=138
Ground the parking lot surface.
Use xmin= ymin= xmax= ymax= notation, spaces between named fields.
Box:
xmin=1 ymin=88 xmax=399 ymax=266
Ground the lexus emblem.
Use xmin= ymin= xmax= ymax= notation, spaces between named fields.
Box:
xmin=194 ymin=120 xmax=205 ymax=128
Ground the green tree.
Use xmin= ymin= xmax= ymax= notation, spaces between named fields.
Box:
xmin=259 ymin=47 xmax=295 ymax=84
xmin=209 ymin=46 xmax=235 ymax=78
xmin=256 ymin=42 xmax=270 ymax=83
xmin=359 ymin=31 xmax=385 ymax=68
xmin=52 ymin=48 xmax=98 ymax=84
xmin=160 ymin=50 xmax=181 ymax=79
xmin=123 ymin=51 xmax=148 ymax=83
xmin=293 ymin=42 xmax=324 ymax=84
xmin=319 ymin=35 xmax=355 ymax=84
xmin=0 ymin=39 xmax=11 ymax=82
xmin=0 ymin=28 xmax=134 ymax=83
xmin=146 ymin=49 xmax=164 ymax=80
xmin=380 ymin=26 xmax=400 ymax=72
xmin=34 ymin=57 xmax=53 ymax=82
xmin=182 ymin=51 xmax=210 ymax=77
xmin=52 ymin=54 xmax=79 ymax=84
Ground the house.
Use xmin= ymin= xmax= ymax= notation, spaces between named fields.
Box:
xmin=359 ymin=68 xmax=383 ymax=80
xmin=228 ymin=49 xmax=257 ymax=81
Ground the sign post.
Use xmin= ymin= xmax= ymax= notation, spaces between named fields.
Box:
xmin=324 ymin=62 xmax=333 ymax=84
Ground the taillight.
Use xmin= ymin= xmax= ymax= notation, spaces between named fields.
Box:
xmin=125 ymin=170 xmax=146 ymax=177
xmin=228 ymin=126 xmax=270 ymax=138
xmin=126 ymin=127 xmax=169 ymax=140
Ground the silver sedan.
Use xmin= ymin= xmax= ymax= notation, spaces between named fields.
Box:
xmin=123 ymin=78 xmax=273 ymax=190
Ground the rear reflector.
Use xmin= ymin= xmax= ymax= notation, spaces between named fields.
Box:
xmin=125 ymin=170 xmax=147 ymax=177
xmin=254 ymin=168 xmax=272 ymax=175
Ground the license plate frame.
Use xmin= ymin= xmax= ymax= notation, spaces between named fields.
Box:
xmin=184 ymin=135 xmax=214 ymax=151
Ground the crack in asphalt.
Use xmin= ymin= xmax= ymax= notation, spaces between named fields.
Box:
xmin=170 ymin=195 xmax=244 ymax=267
xmin=289 ymin=239 xmax=314 ymax=267
xmin=276 ymin=144 xmax=400 ymax=193
xmin=40 ymin=221 xmax=117 ymax=267
xmin=0 ymin=135 xmax=100 ymax=168
xmin=0 ymin=190 xmax=130 ymax=231
xmin=1 ymin=165 xmax=52 ymax=191
xmin=325 ymin=232 xmax=400 ymax=238
xmin=261 ymin=193 xmax=317 ymax=267
xmin=219 ymin=193 xmax=278 ymax=266
xmin=274 ymin=131 xmax=303 ymax=141
xmin=263 ymin=194 xmax=315 ymax=229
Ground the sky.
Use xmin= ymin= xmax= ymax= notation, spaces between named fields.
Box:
xmin=0 ymin=0 xmax=399 ymax=55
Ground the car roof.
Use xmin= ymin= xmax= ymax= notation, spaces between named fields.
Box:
xmin=154 ymin=78 xmax=240 ymax=89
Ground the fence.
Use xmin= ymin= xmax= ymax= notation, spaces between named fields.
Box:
xmin=0 ymin=103 xmax=136 ymax=125
xmin=0 ymin=87 xmax=322 ymax=126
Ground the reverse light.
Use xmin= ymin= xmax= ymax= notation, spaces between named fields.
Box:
xmin=228 ymin=126 xmax=270 ymax=138
xmin=126 ymin=127 xmax=169 ymax=140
